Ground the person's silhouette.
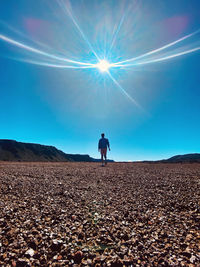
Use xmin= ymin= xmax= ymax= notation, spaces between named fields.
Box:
xmin=98 ymin=133 xmax=110 ymax=166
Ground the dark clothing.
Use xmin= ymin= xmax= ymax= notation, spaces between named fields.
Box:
xmin=98 ymin=138 xmax=110 ymax=149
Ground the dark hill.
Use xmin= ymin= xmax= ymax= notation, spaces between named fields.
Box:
xmin=162 ymin=153 xmax=200 ymax=163
xmin=138 ymin=153 xmax=200 ymax=164
xmin=0 ymin=140 xmax=103 ymax=162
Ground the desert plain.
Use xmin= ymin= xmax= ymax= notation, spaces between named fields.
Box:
xmin=0 ymin=162 xmax=199 ymax=266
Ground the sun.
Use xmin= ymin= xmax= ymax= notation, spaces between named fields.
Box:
xmin=96 ymin=59 xmax=110 ymax=72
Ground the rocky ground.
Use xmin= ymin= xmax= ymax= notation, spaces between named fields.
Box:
xmin=0 ymin=162 xmax=199 ymax=266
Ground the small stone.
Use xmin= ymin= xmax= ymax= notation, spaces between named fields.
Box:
xmin=28 ymin=241 xmax=37 ymax=250
xmin=87 ymin=259 xmax=92 ymax=264
xmin=74 ymin=251 xmax=83 ymax=264
xmin=25 ymin=248 xmax=34 ymax=257
xmin=190 ymin=255 xmax=196 ymax=263
xmin=50 ymin=240 xmax=63 ymax=252
xmin=53 ymin=254 xmax=62 ymax=260
xmin=57 ymin=255 xmax=62 ymax=260
xmin=111 ymin=258 xmax=123 ymax=267
xmin=182 ymin=252 xmax=191 ymax=258
xmin=78 ymin=232 xmax=84 ymax=239
xmin=81 ymin=259 xmax=88 ymax=265
xmin=16 ymin=259 xmax=30 ymax=267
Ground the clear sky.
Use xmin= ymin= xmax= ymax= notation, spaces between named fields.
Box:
xmin=0 ymin=0 xmax=200 ymax=161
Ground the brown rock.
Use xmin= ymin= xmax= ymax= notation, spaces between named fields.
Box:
xmin=74 ymin=251 xmax=83 ymax=264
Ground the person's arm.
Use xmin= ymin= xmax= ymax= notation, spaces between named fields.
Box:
xmin=98 ymin=140 xmax=100 ymax=151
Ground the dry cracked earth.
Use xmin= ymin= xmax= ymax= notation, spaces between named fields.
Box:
xmin=0 ymin=162 xmax=199 ymax=266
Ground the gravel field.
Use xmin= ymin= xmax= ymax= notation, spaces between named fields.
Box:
xmin=0 ymin=162 xmax=199 ymax=266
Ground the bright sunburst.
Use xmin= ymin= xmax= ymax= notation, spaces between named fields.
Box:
xmin=96 ymin=59 xmax=111 ymax=72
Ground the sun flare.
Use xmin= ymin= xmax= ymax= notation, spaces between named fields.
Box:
xmin=96 ymin=59 xmax=110 ymax=72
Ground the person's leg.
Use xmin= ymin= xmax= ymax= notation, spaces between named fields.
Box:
xmin=101 ymin=150 xmax=104 ymax=166
xmin=103 ymin=149 xmax=107 ymax=165
xmin=104 ymin=152 xmax=107 ymax=165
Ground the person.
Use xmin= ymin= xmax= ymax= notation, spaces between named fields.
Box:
xmin=98 ymin=133 xmax=110 ymax=166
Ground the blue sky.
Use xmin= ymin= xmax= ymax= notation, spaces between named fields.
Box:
xmin=0 ymin=0 xmax=200 ymax=161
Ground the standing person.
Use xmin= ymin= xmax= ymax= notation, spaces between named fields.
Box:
xmin=98 ymin=133 xmax=110 ymax=166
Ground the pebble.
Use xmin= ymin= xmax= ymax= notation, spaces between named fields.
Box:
xmin=25 ymin=248 xmax=34 ymax=257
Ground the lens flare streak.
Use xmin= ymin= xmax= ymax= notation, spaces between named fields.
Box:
xmin=12 ymin=58 xmax=96 ymax=69
xmin=56 ymin=0 xmax=100 ymax=61
xmin=120 ymin=46 xmax=200 ymax=67
xmin=107 ymin=13 xmax=125 ymax=58
xmin=107 ymin=71 xmax=141 ymax=108
xmin=113 ymin=28 xmax=200 ymax=67
xmin=1 ymin=0 xmax=200 ymax=109
xmin=114 ymin=29 xmax=200 ymax=65
xmin=0 ymin=34 xmax=93 ymax=66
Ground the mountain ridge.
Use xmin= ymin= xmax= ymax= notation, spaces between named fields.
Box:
xmin=139 ymin=153 xmax=200 ymax=163
xmin=0 ymin=139 xmax=113 ymax=162
xmin=0 ymin=139 xmax=199 ymax=163
xmin=161 ymin=153 xmax=200 ymax=163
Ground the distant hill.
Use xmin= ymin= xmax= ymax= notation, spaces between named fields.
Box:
xmin=161 ymin=153 xmax=200 ymax=163
xmin=139 ymin=153 xmax=200 ymax=163
xmin=0 ymin=139 xmax=113 ymax=162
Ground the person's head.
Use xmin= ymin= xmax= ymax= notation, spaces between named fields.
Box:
xmin=101 ymin=133 xmax=105 ymax=138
